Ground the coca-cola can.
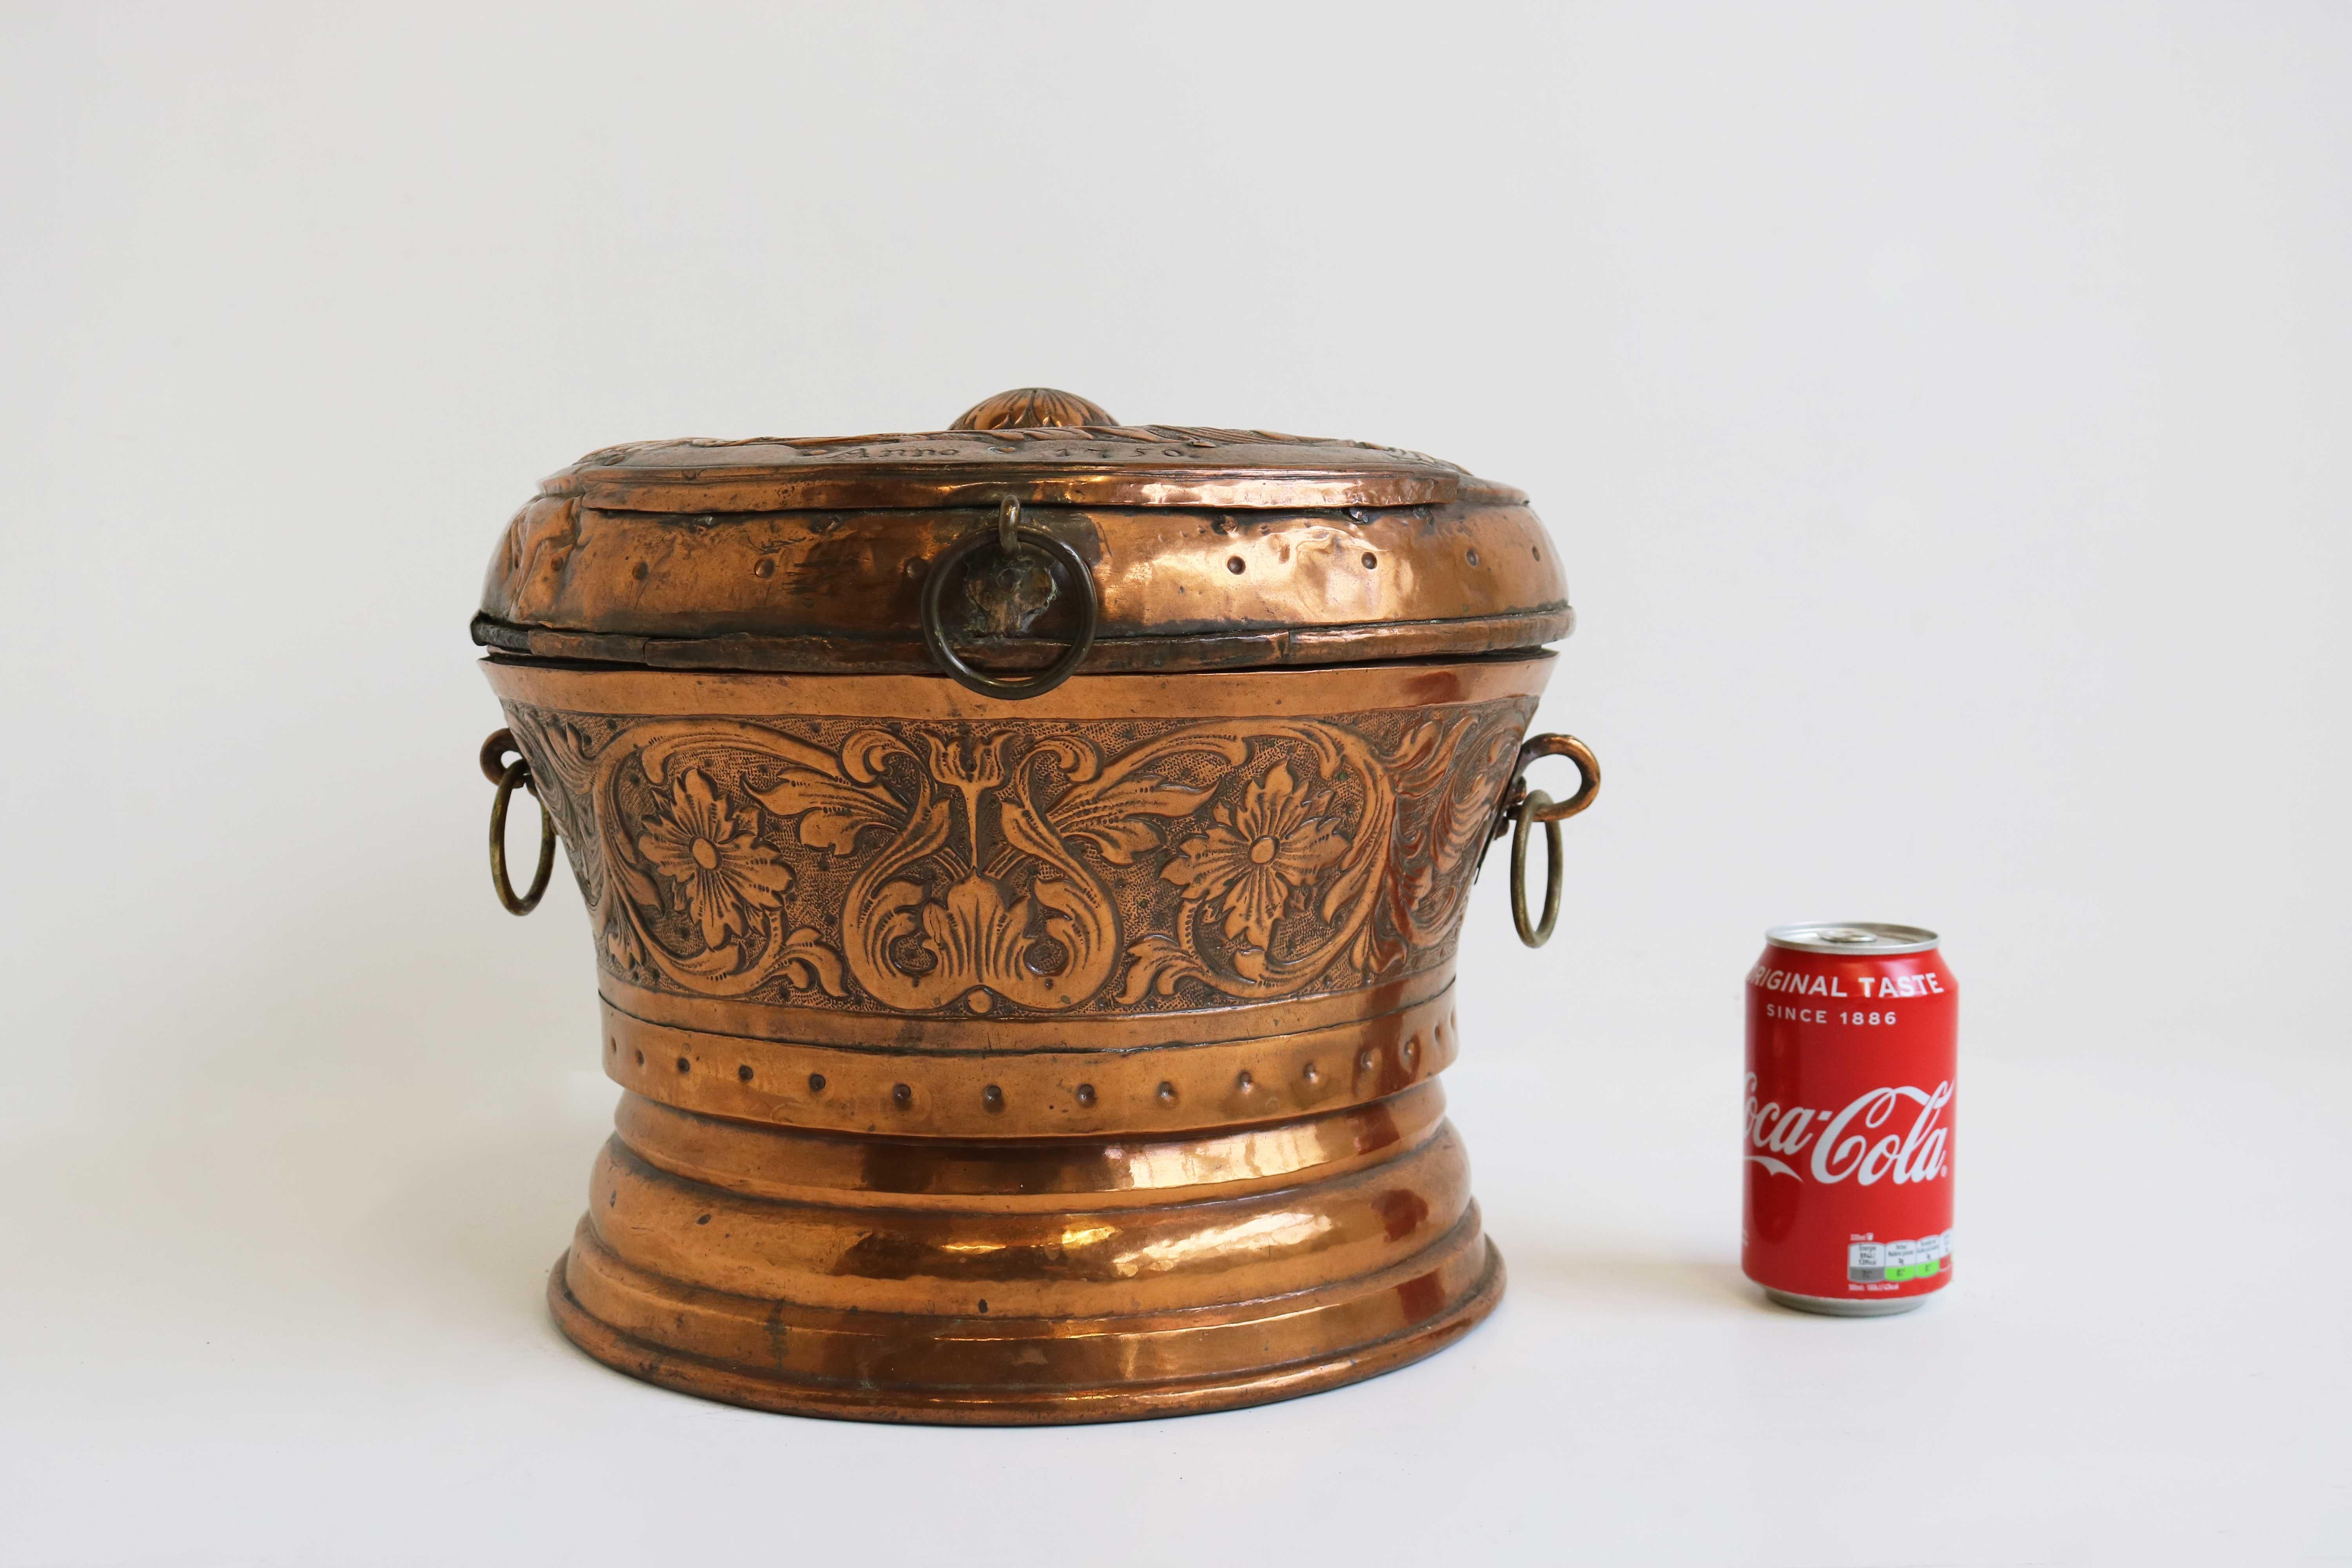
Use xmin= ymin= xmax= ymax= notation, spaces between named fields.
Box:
xmin=1743 ymin=922 xmax=1956 ymax=1316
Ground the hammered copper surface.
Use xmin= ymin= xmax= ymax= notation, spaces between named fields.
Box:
xmin=472 ymin=389 xmax=1569 ymax=675
xmin=490 ymin=658 xmax=1546 ymax=1421
xmin=477 ymin=390 xmax=1592 ymax=1422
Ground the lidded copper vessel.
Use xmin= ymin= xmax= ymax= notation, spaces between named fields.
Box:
xmin=474 ymin=388 xmax=1599 ymax=1423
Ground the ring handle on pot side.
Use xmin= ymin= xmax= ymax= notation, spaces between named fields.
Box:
xmin=918 ymin=497 xmax=1100 ymax=701
xmin=1489 ymin=732 xmax=1601 ymax=948
xmin=480 ymin=728 xmax=555 ymax=915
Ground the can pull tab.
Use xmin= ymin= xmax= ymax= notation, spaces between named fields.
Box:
xmin=1484 ymin=733 xmax=1601 ymax=947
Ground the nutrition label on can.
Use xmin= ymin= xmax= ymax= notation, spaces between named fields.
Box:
xmin=1847 ymin=1231 xmax=1952 ymax=1283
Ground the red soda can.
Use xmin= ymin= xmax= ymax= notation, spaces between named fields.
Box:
xmin=1743 ymin=922 xmax=1956 ymax=1316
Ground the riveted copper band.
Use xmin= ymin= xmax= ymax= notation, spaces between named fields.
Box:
xmin=597 ymin=992 xmax=1457 ymax=1138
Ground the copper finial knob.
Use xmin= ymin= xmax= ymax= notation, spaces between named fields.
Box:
xmin=951 ymin=387 xmax=1115 ymax=431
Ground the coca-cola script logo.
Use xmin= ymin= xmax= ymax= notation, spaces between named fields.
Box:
xmin=1745 ymin=1074 xmax=1952 ymax=1185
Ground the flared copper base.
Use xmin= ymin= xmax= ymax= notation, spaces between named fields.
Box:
xmin=544 ymin=1083 xmax=1504 ymax=1424
xmin=548 ymin=1234 xmax=1503 ymax=1425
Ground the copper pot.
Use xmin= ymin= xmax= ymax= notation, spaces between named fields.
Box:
xmin=474 ymin=388 xmax=1599 ymax=1423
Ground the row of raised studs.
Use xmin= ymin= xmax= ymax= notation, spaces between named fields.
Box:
xmin=611 ymin=1036 xmax=1428 ymax=1111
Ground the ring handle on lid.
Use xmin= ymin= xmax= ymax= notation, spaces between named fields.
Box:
xmin=918 ymin=498 xmax=1101 ymax=701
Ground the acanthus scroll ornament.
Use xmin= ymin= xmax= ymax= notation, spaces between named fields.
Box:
xmin=499 ymin=699 xmax=1535 ymax=1018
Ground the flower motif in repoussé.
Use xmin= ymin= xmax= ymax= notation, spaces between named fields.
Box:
xmin=635 ymin=768 xmax=796 ymax=950
xmin=1160 ymin=761 xmax=1349 ymax=953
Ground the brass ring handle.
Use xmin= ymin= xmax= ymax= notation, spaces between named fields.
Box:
xmin=479 ymin=728 xmax=523 ymax=786
xmin=484 ymin=731 xmax=555 ymax=916
xmin=1510 ymin=788 xmax=1565 ymax=947
xmin=1481 ymin=731 xmax=1596 ymax=947
xmin=918 ymin=500 xmax=1100 ymax=701
xmin=1511 ymin=732 xmax=1601 ymax=823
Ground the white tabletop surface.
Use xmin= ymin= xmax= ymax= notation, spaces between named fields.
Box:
xmin=6 ymin=1018 xmax=2343 ymax=1565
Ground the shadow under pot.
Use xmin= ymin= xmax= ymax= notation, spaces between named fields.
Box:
xmin=471 ymin=387 xmax=1600 ymax=1424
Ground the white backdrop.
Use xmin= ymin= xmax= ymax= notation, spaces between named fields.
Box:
xmin=5 ymin=5 xmax=2346 ymax=1564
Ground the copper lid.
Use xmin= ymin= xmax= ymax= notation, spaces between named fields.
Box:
xmin=475 ymin=388 xmax=1572 ymax=691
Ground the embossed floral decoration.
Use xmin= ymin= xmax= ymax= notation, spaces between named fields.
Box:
xmin=502 ymin=698 xmax=1530 ymax=1011
xmin=1161 ymin=762 xmax=1349 ymax=960
xmin=636 ymin=768 xmax=795 ymax=949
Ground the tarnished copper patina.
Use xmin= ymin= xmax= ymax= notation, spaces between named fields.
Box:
xmin=474 ymin=389 xmax=1599 ymax=1423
